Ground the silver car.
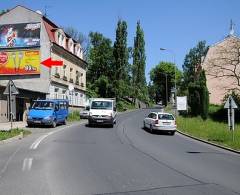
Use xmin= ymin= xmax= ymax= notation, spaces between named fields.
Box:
xmin=143 ymin=112 xmax=176 ymax=135
xmin=80 ymin=109 xmax=89 ymax=119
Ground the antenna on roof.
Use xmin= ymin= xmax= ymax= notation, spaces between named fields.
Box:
xmin=44 ymin=5 xmax=52 ymax=17
xmin=229 ymin=19 xmax=235 ymax=36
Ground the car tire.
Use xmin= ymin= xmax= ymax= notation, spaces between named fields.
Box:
xmin=150 ymin=124 xmax=154 ymax=133
xmin=27 ymin=123 xmax=33 ymax=128
xmin=52 ymin=120 xmax=57 ymax=128
xmin=170 ymin=131 xmax=175 ymax=136
xmin=63 ymin=118 xmax=67 ymax=125
xmin=143 ymin=121 xmax=146 ymax=129
xmin=110 ymin=123 xmax=114 ymax=128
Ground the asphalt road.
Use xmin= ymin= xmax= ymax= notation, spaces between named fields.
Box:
xmin=0 ymin=109 xmax=240 ymax=195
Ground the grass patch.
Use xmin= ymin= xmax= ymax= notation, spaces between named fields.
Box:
xmin=0 ymin=128 xmax=31 ymax=141
xmin=177 ymin=116 xmax=240 ymax=150
xmin=67 ymin=111 xmax=81 ymax=122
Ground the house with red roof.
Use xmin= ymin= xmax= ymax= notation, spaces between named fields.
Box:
xmin=0 ymin=5 xmax=87 ymax=122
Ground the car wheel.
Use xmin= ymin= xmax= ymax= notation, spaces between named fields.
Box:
xmin=170 ymin=131 xmax=175 ymax=136
xmin=52 ymin=120 xmax=57 ymax=128
xmin=150 ymin=124 xmax=154 ymax=133
xmin=63 ymin=118 xmax=67 ymax=125
xmin=143 ymin=121 xmax=146 ymax=129
xmin=110 ymin=123 xmax=114 ymax=128
xmin=27 ymin=123 xmax=33 ymax=128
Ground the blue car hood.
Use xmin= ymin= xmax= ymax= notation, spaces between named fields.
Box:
xmin=28 ymin=109 xmax=54 ymax=118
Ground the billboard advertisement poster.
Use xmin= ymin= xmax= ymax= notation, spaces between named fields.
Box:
xmin=0 ymin=50 xmax=40 ymax=75
xmin=177 ymin=96 xmax=187 ymax=111
xmin=0 ymin=23 xmax=40 ymax=48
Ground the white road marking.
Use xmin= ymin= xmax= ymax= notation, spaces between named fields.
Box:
xmin=29 ymin=123 xmax=81 ymax=150
xmin=22 ymin=158 xmax=33 ymax=171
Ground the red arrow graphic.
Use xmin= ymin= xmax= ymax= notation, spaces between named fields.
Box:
xmin=41 ymin=57 xmax=63 ymax=68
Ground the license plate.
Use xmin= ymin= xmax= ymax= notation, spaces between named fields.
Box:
xmin=163 ymin=122 xmax=170 ymax=125
xmin=97 ymin=120 xmax=103 ymax=123
xmin=34 ymin=120 xmax=41 ymax=123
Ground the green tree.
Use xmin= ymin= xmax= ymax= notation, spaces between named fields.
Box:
xmin=182 ymin=41 xmax=208 ymax=89
xmin=150 ymin=62 xmax=182 ymax=105
xmin=87 ymin=32 xmax=114 ymax=97
xmin=0 ymin=9 xmax=9 ymax=16
xmin=132 ymin=21 xmax=147 ymax=101
xmin=182 ymin=41 xmax=209 ymax=119
xmin=113 ymin=20 xmax=129 ymax=99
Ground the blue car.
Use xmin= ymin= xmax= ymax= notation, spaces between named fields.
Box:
xmin=27 ymin=99 xmax=69 ymax=128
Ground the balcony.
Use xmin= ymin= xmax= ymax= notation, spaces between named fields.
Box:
xmin=54 ymin=73 xmax=60 ymax=78
xmin=69 ymin=78 xmax=74 ymax=83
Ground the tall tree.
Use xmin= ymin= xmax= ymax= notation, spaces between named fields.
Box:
xmin=0 ymin=9 xmax=9 ymax=16
xmin=182 ymin=41 xmax=209 ymax=119
xmin=87 ymin=32 xmax=115 ymax=97
xmin=132 ymin=21 xmax=147 ymax=101
xmin=182 ymin=41 xmax=209 ymax=89
xmin=113 ymin=20 xmax=129 ymax=99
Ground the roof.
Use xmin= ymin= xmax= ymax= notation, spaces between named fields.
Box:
xmin=210 ymin=34 xmax=240 ymax=48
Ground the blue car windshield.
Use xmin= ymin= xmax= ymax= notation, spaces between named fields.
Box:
xmin=32 ymin=101 xmax=54 ymax=110
xmin=91 ymin=101 xmax=112 ymax=110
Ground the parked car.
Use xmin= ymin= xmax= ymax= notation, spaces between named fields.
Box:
xmin=80 ymin=108 xmax=89 ymax=119
xmin=27 ymin=99 xmax=69 ymax=128
xmin=143 ymin=112 xmax=176 ymax=135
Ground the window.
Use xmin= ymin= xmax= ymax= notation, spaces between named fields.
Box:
xmin=70 ymin=68 xmax=73 ymax=79
xmin=158 ymin=114 xmax=174 ymax=120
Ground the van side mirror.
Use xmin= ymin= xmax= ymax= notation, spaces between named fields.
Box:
xmin=55 ymin=105 xmax=59 ymax=111
xmin=86 ymin=106 xmax=90 ymax=111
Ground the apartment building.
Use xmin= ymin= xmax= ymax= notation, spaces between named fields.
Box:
xmin=0 ymin=5 xmax=87 ymax=122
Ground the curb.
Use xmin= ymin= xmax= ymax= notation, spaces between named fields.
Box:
xmin=177 ymin=129 xmax=240 ymax=154
xmin=0 ymin=132 xmax=24 ymax=145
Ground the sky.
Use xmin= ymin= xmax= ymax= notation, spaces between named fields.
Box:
xmin=1 ymin=0 xmax=239 ymax=82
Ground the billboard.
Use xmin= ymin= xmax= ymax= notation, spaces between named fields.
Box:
xmin=0 ymin=50 xmax=40 ymax=75
xmin=177 ymin=96 xmax=187 ymax=111
xmin=0 ymin=23 xmax=41 ymax=48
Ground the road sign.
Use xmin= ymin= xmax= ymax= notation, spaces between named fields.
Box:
xmin=224 ymin=95 xmax=238 ymax=141
xmin=3 ymin=80 xmax=19 ymax=95
xmin=224 ymin=96 xmax=238 ymax=109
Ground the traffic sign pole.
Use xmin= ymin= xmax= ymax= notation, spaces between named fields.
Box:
xmin=224 ymin=95 xmax=238 ymax=142
xmin=9 ymin=82 xmax=13 ymax=130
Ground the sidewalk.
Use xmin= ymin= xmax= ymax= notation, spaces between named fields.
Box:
xmin=0 ymin=121 xmax=27 ymax=131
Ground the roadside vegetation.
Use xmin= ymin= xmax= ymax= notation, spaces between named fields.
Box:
xmin=177 ymin=105 xmax=240 ymax=150
xmin=67 ymin=111 xmax=81 ymax=122
xmin=0 ymin=128 xmax=31 ymax=141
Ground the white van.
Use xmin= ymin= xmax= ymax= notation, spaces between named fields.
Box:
xmin=87 ymin=98 xmax=117 ymax=127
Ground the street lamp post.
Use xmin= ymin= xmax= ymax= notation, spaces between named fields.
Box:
xmin=160 ymin=48 xmax=177 ymax=115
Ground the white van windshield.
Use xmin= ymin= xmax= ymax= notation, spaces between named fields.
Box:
xmin=91 ymin=101 xmax=112 ymax=110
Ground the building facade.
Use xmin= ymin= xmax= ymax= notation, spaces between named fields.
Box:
xmin=0 ymin=6 xmax=87 ymax=122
